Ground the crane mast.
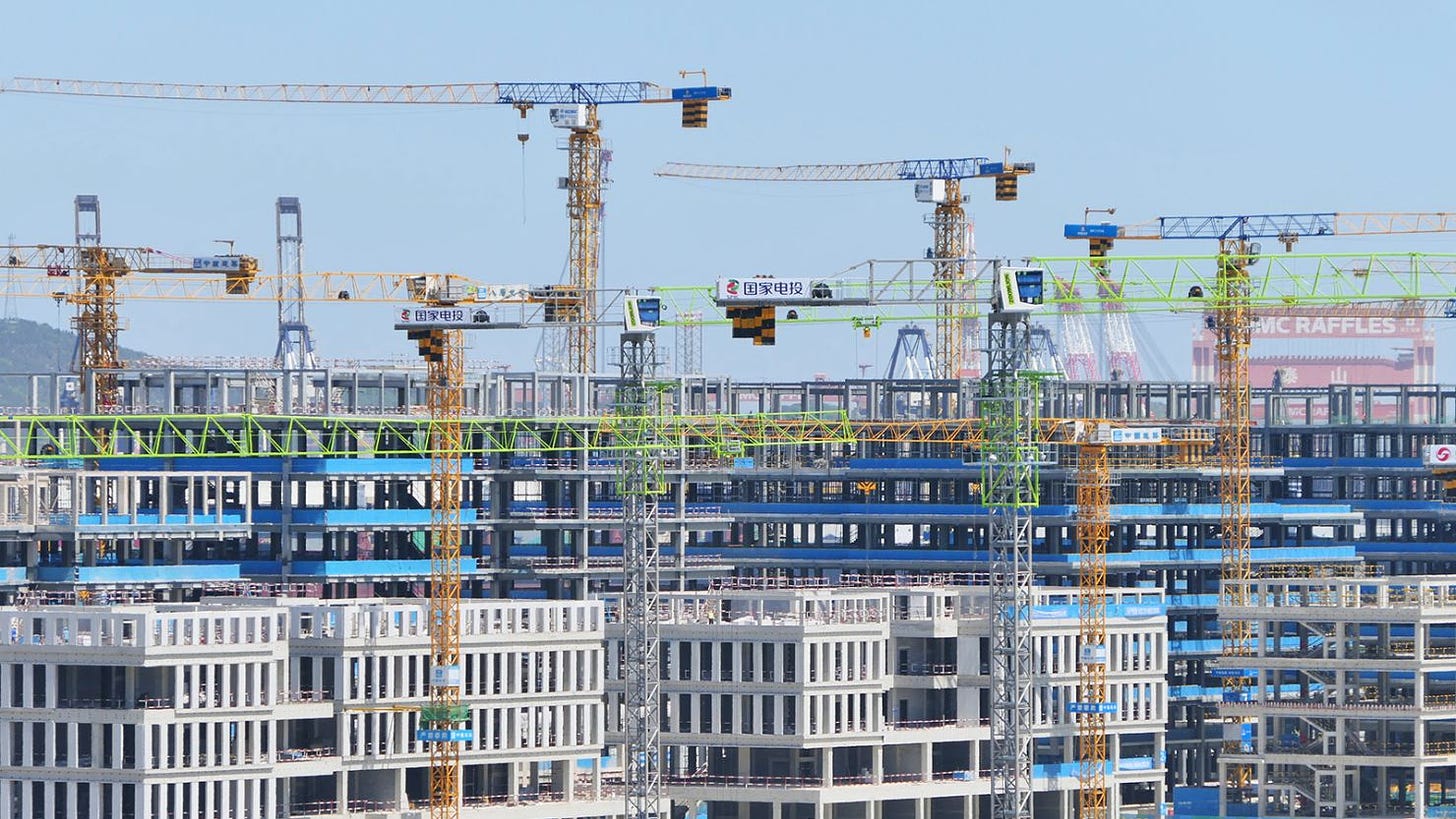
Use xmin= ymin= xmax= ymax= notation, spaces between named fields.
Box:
xmin=930 ymin=179 xmax=968 ymax=378
xmin=1215 ymin=239 xmax=1255 ymax=792
xmin=564 ymin=108 xmax=604 ymax=374
xmin=980 ymin=267 xmax=1044 ymax=819
xmin=417 ymin=322 xmax=467 ymax=819
xmin=71 ymin=195 xmax=124 ymax=411
xmin=1076 ymin=437 xmax=1112 ymax=819
xmin=616 ymin=318 xmax=666 ymax=819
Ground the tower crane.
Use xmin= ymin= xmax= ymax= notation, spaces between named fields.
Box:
xmin=656 ymin=155 xmax=1034 ymax=378
xmin=1064 ymin=210 xmax=1456 ymax=794
xmin=1065 ymin=421 xmax=1166 ymax=819
xmin=6 ymin=195 xmax=261 ymax=410
xmin=0 ymin=247 xmax=743 ymax=819
xmin=2 ymin=74 xmax=732 ymax=376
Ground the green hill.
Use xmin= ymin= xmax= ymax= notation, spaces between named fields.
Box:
xmin=0 ymin=318 xmax=150 ymax=408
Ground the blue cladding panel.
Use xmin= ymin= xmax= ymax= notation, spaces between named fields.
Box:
xmin=34 ymin=564 xmax=241 ymax=583
xmin=289 ymin=559 xmax=474 ymax=578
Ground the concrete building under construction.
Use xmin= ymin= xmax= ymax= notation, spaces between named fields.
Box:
xmin=0 ymin=361 xmax=1453 ymax=817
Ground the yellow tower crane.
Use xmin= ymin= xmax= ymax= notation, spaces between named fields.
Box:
xmin=1065 ymin=421 xmax=1175 ymax=819
xmin=0 ymin=243 xmax=590 ymax=818
xmin=7 ymin=197 xmax=261 ymax=410
xmin=655 ymin=154 xmax=1034 ymax=378
xmin=1065 ymin=210 xmax=1456 ymax=792
xmin=1 ymin=75 xmax=730 ymax=376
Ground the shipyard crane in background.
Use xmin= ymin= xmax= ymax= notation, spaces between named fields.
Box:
xmin=274 ymin=197 xmax=315 ymax=412
xmin=655 ymin=155 xmax=1035 ymax=379
xmin=5 ymin=195 xmax=262 ymax=410
xmin=1063 ymin=210 xmax=1456 ymax=793
xmin=2 ymin=75 xmax=732 ymax=377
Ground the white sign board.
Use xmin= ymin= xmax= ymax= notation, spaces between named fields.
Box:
xmin=477 ymin=284 xmax=533 ymax=303
xmin=1092 ymin=425 xmax=1164 ymax=445
xmin=192 ymin=256 xmax=242 ymax=271
xmin=1424 ymin=444 xmax=1456 ymax=467
xmin=715 ymin=277 xmax=845 ymax=305
xmin=396 ymin=306 xmax=494 ymax=328
xmin=431 ymin=664 xmax=462 ymax=688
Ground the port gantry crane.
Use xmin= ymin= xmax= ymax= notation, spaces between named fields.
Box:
xmin=655 ymin=155 xmax=1035 ymax=378
xmin=2 ymin=74 xmax=731 ymax=377
xmin=1065 ymin=210 xmax=1456 ymax=795
xmin=5 ymin=195 xmax=262 ymax=411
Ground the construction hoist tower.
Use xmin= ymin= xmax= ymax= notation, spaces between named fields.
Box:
xmin=274 ymin=197 xmax=317 ymax=411
xmin=616 ymin=295 xmax=667 ymax=819
xmin=981 ymin=264 xmax=1045 ymax=819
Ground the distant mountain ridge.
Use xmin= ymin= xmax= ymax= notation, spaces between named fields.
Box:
xmin=0 ymin=318 xmax=151 ymax=373
xmin=0 ymin=318 xmax=151 ymax=407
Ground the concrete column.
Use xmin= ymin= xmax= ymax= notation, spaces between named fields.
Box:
xmin=337 ymin=770 xmax=350 ymax=813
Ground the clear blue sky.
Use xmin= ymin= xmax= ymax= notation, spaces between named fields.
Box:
xmin=5 ymin=1 xmax=1456 ymax=381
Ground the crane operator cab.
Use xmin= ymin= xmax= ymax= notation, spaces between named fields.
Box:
xmin=623 ymin=295 xmax=662 ymax=334
xmin=992 ymin=266 xmax=1045 ymax=315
